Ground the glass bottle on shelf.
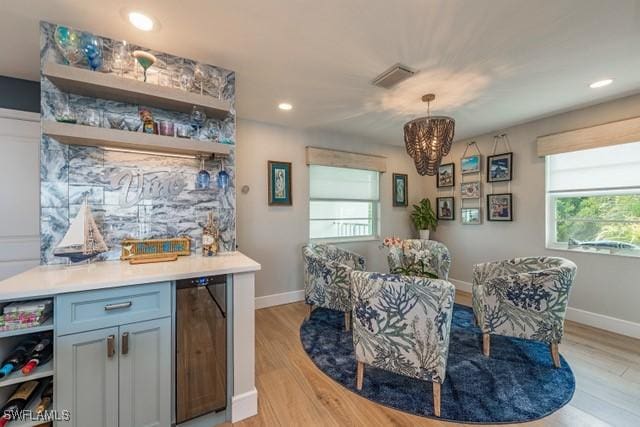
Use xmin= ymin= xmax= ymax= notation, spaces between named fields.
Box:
xmin=190 ymin=106 xmax=206 ymax=139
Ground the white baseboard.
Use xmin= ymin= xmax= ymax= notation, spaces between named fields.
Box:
xmin=231 ymin=388 xmax=258 ymax=422
xmin=449 ymin=278 xmax=472 ymax=293
xmin=255 ymin=289 xmax=304 ymax=309
xmin=565 ymin=307 xmax=640 ymax=339
xmin=448 ymin=277 xmax=640 ymax=339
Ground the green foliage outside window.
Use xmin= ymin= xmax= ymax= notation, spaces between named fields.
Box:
xmin=555 ymin=194 xmax=640 ymax=244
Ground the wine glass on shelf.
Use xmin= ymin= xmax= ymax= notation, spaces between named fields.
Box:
xmin=81 ymin=33 xmax=103 ymax=71
xmin=196 ymin=157 xmax=210 ymax=190
xmin=110 ymin=41 xmax=132 ymax=77
xmin=177 ymin=61 xmax=194 ymax=92
xmin=190 ymin=106 xmax=206 ymax=138
xmin=217 ymin=168 xmax=230 ymax=192
xmin=194 ymin=63 xmax=207 ymax=95
xmin=132 ymin=50 xmax=157 ymax=82
xmin=54 ymin=25 xmax=83 ymax=65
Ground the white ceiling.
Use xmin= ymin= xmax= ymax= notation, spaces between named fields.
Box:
xmin=2 ymin=0 xmax=640 ymax=144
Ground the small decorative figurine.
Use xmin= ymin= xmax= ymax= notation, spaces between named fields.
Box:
xmin=202 ymin=212 xmax=219 ymax=256
xmin=138 ymin=107 xmax=154 ymax=134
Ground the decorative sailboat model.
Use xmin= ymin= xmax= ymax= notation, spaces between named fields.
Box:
xmin=53 ymin=199 xmax=108 ymax=263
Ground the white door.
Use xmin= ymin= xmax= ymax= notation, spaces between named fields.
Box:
xmin=0 ymin=108 xmax=40 ymax=279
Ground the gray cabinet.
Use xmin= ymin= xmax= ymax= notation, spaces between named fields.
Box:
xmin=119 ymin=318 xmax=171 ymax=427
xmin=57 ymin=327 xmax=120 ymax=427
xmin=55 ymin=285 xmax=172 ymax=427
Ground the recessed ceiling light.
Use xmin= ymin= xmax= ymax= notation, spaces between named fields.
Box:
xmin=128 ymin=11 xmax=155 ymax=31
xmin=278 ymin=103 xmax=293 ymax=111
xmin=589 ymin=79 xmax=613 ymax=89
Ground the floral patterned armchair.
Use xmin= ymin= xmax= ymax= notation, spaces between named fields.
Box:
xmin=302 ymin=243 xmax=366 ymax=330
xmin=350 ymin=271 xmax=455 ymax=417
xmin=387 ymin=239 xmax=451 ymax=279
xmin=472 ymin=257 xmax=577 ymax=367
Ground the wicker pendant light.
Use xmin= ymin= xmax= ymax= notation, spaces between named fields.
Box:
xmin=403 ymin=94 xmax=455 ymax=176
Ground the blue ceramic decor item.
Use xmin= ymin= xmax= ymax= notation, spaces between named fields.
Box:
xmin=217 ymin=170 xmax=229 ymax=191
xmin=54 ymin=25 xmax=83 ymax=65
xmin=196 ymin=158 xmax=210 ymax=190
xmin=81 ymin=33 xmax=103 ymax=71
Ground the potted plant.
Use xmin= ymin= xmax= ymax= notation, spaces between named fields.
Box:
xmin=411 ymin=198 xmax=437 ymax=240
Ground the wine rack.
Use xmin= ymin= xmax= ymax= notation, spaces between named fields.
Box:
xmin=0 ymin=300 xmax=55 ymax=427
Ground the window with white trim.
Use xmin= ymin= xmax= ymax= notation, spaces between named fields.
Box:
xmin=545 ymin=141 xmax=640 ymax=257
xmin=309 ymin=165 xmax=380 ymax=241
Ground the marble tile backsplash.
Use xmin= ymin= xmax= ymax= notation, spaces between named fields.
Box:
xmin=39 ymin=22 xmax=236 ymax=264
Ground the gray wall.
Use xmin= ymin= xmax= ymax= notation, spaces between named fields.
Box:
xmin=428 ymin=92 xmax=640 ymax=324
xmin=235 ymin=119 xmax=429 ymax=298
xmin=0 ymin=76 xmax=39 ymax=113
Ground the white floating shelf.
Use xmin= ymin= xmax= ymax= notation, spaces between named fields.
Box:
xmin=43 ymin=121 xmax=231 ymax=157
xmin=43 ymin=62 xmax=232 ymax=120
xmin=0 ymin=319 xmax=54 ymax=340
xmin=0 ymin=360 xmax=54 ymax=388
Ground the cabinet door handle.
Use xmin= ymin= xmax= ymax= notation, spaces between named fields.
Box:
xmin=104 ymin=301 xmax=132 ymax=311
xmin=107 ymin=335 xmax=116 ymax=358
xmin=121 ymin=332 xmax=129 ymax=355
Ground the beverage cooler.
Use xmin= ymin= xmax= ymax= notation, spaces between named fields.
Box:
xmin=175 ymin=275 xmax=228 ymax=424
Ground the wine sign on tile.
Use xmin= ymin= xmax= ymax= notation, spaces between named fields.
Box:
xmin=39 ymin=22 xmax=236 ymax=264
xmin=109 ymin=170 xmax=188 ymax=208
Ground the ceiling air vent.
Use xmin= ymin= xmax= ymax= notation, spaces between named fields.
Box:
xmin=372 ymin=63 xmax=416 ymax=89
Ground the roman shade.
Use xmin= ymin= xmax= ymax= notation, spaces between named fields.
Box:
xmin=546 ymin=141 xmax=640 ymax=193
xmin=537 ymin=116 xmax=640 ymax=156
xmin=305 ymin=147 xmax=387 ymax=172
xmin=309 ymin=165 xmax=379 ymax=201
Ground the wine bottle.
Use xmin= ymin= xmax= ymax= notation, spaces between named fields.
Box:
xmin=0 ymin=380 xmax=40 ymax=426
xmin=202 ymin=211 xmax=219 ymax=256
xmin=22 ymin=337 xmax=53 ymax=375
xmin=36 ymin=382 xmax=53 ymax=415
xmin=0 ymin=338 xmax=38 ymax=378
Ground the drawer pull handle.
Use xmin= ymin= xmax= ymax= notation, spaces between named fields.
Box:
xmin=121 ymin=332 xmax=129 ymax=355
xmin=107 ymin=335 xmax=115 ymax=358
xmin=104 ymin=301 xmax=132 ymax=311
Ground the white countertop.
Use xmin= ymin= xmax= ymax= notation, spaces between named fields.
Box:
xmin=0 ymin=252 xmax=261 ymax=300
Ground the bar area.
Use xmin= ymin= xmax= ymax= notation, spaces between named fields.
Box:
xmin=0 ymin=21 xmax=259 ymax=427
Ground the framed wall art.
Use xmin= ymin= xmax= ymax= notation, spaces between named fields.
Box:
xmin=487 ymin=152 xmax=513 ymax=182
xmin=461 ymin=155 xmax=481 ymax=174
xmin=268 ymin=160 xmax=292 ymax=205
xmin=437 ymin=163 xmax=455 ymax=188
xmin=436 ymin=197 xmax=455 ymax=220
xmin=487 ymin=193 xmax=513 ymax=221
xmin=461 ymin=208 xmax=482 ymax=225
xmin=392 ymin=173 xmax=408 ymax=207
xmin=461 ymin=181 xmax=481 ymax=199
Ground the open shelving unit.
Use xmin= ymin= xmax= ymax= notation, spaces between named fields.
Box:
xmin=11 ymin=391 xmax=50 ymax=427
xmin=0 ymin=360 xmax=54 ymax=388
xmin=0 ymin=308 xmax=54 ymax=427
xmin=0 ymin=320 xmax=53 ymax=340
xmin=43 ymin=121 xmax=231 ymax=157
xmin=43 ymin=62 xmax=232 ymax=120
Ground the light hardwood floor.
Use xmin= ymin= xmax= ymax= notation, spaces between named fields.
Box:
xmin=229 ymin=292 xmax=640 ymax=427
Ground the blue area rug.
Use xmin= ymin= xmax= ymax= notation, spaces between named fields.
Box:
xmin=300 ymin=304 xmax=575 ymax=424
